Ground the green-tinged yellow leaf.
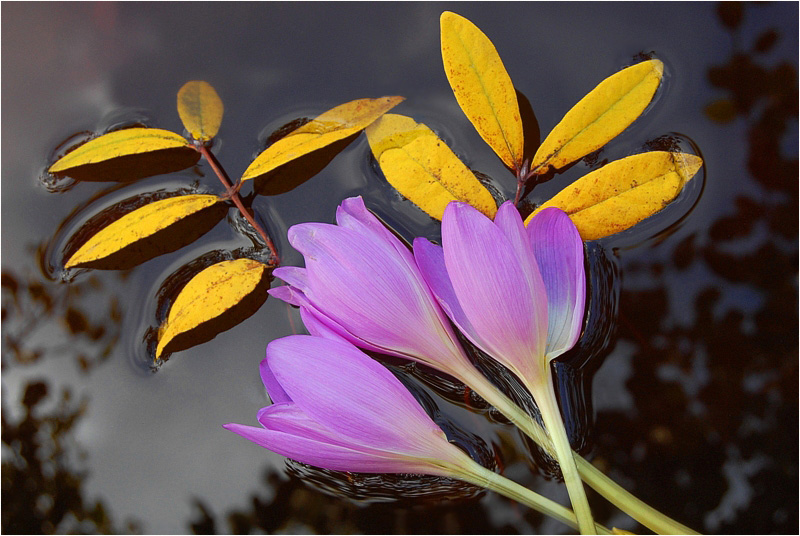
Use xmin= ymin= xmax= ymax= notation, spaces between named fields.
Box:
xmin=156 ymin=258 xmax=268 ymax=358
xmin=366 ymin=113 xmax=497 ymax=220
xmin=531 ymin=60 xmax=664 ymax=174
xmin=65 ymin=194 xmax=222 ymax=269
xmin=440 ymin=11 xmax=524 ymax=171
xmin=49 ymin=128 xmax=191 ymax=173
xmin=611 ymin=529 xmax=636 ymax=535
xmin=177 ymin=81 xmax=224 ymax=141
xmin=525 ymin=151 xmax=703 ymax=240
xmin=241 ymin=96 xmax=404 ymax=181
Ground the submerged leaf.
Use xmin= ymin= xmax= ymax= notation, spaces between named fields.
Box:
xmin=366 ymin=113 xmax=497 ymax=220
xmin=531 ymin=60 xmax=664 ymax=174
xmin=49 ymin=128 xmax=191 ymax=173
xmin=241 ymin=96 xmax=404 ymax=181
xmin=525 ymin=151 xmax=703 ymax=240
xmin=65 ymin=194 xmax=223 ymax=269
xmin=156 ymin=258 xmax=269 ymax=359
xmin=177 ymin=80 xmax=224 ymax=141
xmin=440 ymin=11 xmax=524 ymax=171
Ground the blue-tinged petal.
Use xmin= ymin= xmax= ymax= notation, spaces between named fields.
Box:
xmin=259 ymin=358 xmax=290 ymax=404
xmin=527 ymin=207 xmax=586 ymax=360
xmin=267 ymin=335 xmax=449 ymax=457
xmin=441 ymin=202 xmax=546 ymax=381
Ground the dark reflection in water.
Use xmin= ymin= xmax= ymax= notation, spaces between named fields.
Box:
xmin=2 ymin=1 xmax=797 ymax=534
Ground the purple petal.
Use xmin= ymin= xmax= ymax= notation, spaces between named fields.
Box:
xmin=335 ymin=197 xmax=416 ymax=266
xmin=527 ymin=207 xmax=586 ymax=359
xmin=441 ymin=202 xmax=548 ymax=381
xmin=222 ymin=421 xmax=436 ymax=474
xmin=272 ymin=266 xmax=309 ymax=292
xmin=286 ymin=221 xmax=465 ymax=371
xmin=266 ymin=335 xmax=448 ymax=456
xmin=259 ymin=357 xmax=291 ymax=404
xmin=413 ymin=237 xmax=482 ymax=349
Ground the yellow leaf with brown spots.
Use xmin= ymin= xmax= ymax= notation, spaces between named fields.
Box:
xmin=49 ymin=128 xmax=191 ymax=173
xmin=177 ymin=81 xmax=224 ymax=141
xmin=366 ymin=113 xmax=497 ymax=220
xmin=156 ymin=258 xmax=269 ymax=359
xmin=440 ymin=11 xmax=524 ymax=171
xmin=241 ymin=96 xmax=404 ymax=181
xmin=65 ymin=194 xmax=222 ymax=269
xmin=525 ymin=151 xmax=702 ymax=240
xmin=531 ymin=60 xmax=664 ymax=174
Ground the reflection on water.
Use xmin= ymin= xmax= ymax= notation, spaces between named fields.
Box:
xmin=2 ymin=1 xmax=797 ymax=534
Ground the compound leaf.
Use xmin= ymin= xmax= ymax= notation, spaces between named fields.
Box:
xmin=366 ymin=113 xmax=497 ymax=220
xmin=241 ymin=96 xmax=404 ymax=181
xmin=441 ymin=11 xmax=524 ymax=171
xmin=65 ymin=194 xmax=222 ymax=269
xmin=531 ymin=59 xmax=664 ymax=174
xmin=49 ymin=128 xmax=191 ymax=173
xmin=156 ymin=258 xmax=269 ymax=358
xmin=526 ymin=151 xmax=703 ymax=240
xmin=177 ymin=80 xmax=224 ymax=141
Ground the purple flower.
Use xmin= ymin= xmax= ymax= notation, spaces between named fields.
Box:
xmin=413 ymin=201 xmax=586 ymax=389
xmin=268 ymin=196 xmax=476 ymax=379
xmin=223 ymin=335 xmax=478 ymax=476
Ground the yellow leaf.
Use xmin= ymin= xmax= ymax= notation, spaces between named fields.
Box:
xmin=49 ymin=128 xmax=191 ymax=173
xmin=611 ymin=529 xmax=636 ymax=535
xmin=440 ymin=11 xmax=524 ymax=171
xmin=525 ymin=151 xmax=703 ymax=240
xmin=65 ymin=194 xmax=222 ymax=269
xmin=366 ymin=113 xmax=497 ymax=220
xmin=531 ymin=60 xmax=664 ymax=174
xmin=241 ymin=96 xmax=404 ymax=181
xmin=156 ymin=258 xmax=268 ymax=358
xmin=177 ymin=81 xmax=224 ymax=141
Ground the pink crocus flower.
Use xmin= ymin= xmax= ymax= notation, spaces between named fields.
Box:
xmin=413 ymin=201 xmax=593 ymax=533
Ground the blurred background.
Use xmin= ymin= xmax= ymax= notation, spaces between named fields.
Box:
xmin=2 ymin=2 xmax=797 ymax=533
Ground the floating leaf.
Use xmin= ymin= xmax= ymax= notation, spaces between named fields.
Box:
xmin=526 ymin=151 xmax=703 ymax=240
xmin=366 ymin=113 xmax=497 ymax=220
xmin=65 ymin=194 xmax=223 ymax=269
xmin=156 ymin=258 xmax=269 ymax=359
xmin=177 ymin=81 xmax=224 ymax=141
xmin=531 ymin=60 xmax=664 ymax=174
xmin=241 ymin=96 xmax=404 ymax=181
xmin=440 ymin=11 xmax=524 ymax=171
xmin=49 ymin=128 xmax=191 ymax=173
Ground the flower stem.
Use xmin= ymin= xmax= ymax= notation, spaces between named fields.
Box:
xmin=459 ymin=460 xmax=611 ymax=535
xmin=458 ymin=366 xmax=698 ymax=535
xmin=533 ymin=370 xmax=596 ymax=534
xmin=195 ymin=143 xmax=280 ymax=265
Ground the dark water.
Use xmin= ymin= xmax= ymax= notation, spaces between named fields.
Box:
xmin=2 ymin=2 xmax=797 ymax=534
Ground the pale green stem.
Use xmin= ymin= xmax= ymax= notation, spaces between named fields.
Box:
xmin=457 ymin=365 xmax=698 ymax=535
xmin=457 ymin=459 xmax=612 ymax=535
xmin=531 ymin=369 xmax=596 ymax=534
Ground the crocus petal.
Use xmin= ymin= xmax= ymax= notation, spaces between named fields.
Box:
xmin=413 ymin=237 xmax=482 ymax=349
xmin=259 ymin=357 xmax=291 ymax=404
xmin=335 ymin=196 xmax=416 ymax=267
xmin=285 ymin=218 xmax=467 ymax=374
xmin=527 ymin=207 xmax=586 ymax=359
xmin=223 ymin=422 xmax=437 ymax=474
xmin=441 ymin=202 xmax=547 ymax=381
xmin=272 ymin=266 xmax=309 ymax=291
xmin=267 ymin=335 xmax=450 ymax=458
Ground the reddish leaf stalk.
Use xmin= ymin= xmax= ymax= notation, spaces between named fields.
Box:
xmin=196 ymin=143 xmax=279 ymax=265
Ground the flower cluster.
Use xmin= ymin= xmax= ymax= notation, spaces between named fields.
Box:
xmin=225 ymin=196 xmax=602 ymax=531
